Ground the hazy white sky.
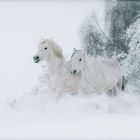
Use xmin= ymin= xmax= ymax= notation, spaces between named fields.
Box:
xmin=0 ymin=1 xmax=105 ymax=99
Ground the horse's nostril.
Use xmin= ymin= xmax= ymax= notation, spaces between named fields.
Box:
xmin=73 ymin=70 xmax=76 ymax=74
xmin=33 ymin=56 xmax=39 ymax=60
xmin=33 ymin=56 xmax=40 ymax=63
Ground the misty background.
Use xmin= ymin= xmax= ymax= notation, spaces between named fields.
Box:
xmin=0 ymin=1 xmax=105 ymax=100
xmin=0 ymin=0 xmax=140 ymax=100
xmin=0 ymin=0 xmax=140 ymax=139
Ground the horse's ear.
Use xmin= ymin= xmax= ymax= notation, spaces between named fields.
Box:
xmin=73 ymin=48 xmax=78 ymax=53
xmin=83 ymin=51 xmax=87 ymax=57
xmin=40 ymin=36 xmax=44 ymax=40
xmin=51 ymin=38 xmax=54 ymax=41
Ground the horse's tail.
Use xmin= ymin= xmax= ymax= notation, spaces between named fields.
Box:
xmin=121 ymin=75 xmax=127 ymax=91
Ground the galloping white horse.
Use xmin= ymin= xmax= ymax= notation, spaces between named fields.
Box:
xmin=71 ymin=49 xmax=123 ymax=95
xmin=33 ymin=38 xmax=80 ymax=96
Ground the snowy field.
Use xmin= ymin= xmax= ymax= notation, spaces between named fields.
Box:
xmin=0 ymin=1 xmax=140 ymax=139
xmin=1 ymin=88 xmax=140 ymax=139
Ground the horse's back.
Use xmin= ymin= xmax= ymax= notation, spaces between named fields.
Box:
xmin=87 ymin=56 xmax=121 ymax=73
xmin=98 ymin=57 xmax=120 ymax=70
xmin=85 ymin=56 xmax=122 ymax=91
xmin=96 ymin=57 xmax=121 ymax=77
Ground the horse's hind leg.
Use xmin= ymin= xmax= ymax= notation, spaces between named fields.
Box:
xmin=116 ymin=78 xmax=123 ymax=95
xmin=122 ymin=76 xmax=126 ymax=91
xmin=106 ymin=88 xmax=117 ymax=96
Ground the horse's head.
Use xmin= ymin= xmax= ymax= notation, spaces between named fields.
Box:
xmin=33 ymin=38 xmax=63 ymax=63
xmin=71 ymin=48 xmax=85 ymax=74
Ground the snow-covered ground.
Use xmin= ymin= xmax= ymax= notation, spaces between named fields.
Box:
xmin=1 ymin=88 xmax=140 ymax=139
xmin=0 ymin=112 xmax=140 ymax=139
xmin=0 ymin=85 xmax=140 ymax=139
xmin=0 ymin=1 xmax=140 ymax=139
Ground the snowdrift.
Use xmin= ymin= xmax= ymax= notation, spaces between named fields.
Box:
xmin=3 ymin=84 xmax=140 ymax=114
xmin=0 ymin=83 xmax=140 ymax=139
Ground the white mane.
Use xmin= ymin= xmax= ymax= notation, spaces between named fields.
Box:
xmin=46 ymin=39 xmax=63 ymax=58
xmin=40 ymin=39 xmax=64 ymax=58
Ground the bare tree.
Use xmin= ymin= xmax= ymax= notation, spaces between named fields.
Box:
xmin=80 ymin=13 xmax=113 ymax=57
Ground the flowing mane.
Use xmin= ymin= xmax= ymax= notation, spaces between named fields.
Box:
xmin=45 ymin=39 xmax=64 ymax=58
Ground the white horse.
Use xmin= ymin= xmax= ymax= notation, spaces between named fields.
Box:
xmin=70 ymin=49 xmax=123 ymax=95
xmin=33 ymin=38 xmax=80 ymax=96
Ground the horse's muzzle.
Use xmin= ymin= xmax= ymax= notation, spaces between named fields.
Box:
xmin=71 ymin=69 xmax=77 ymax=75
xmin=33 ymin=56 xmax=40 ymax=63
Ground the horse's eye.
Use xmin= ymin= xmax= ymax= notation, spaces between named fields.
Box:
xmin=44 ymin=47 xmax=47 ymax=50
xmin=79 ymin=59 xmax=82 ymax=61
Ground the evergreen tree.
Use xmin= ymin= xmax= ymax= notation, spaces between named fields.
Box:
xmin=105 ymin=0 xmax=140 ymax=55
xmin=123 ymin=18 xmax=140 ymax=83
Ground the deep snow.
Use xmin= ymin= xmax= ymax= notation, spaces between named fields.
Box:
xmin=1 ymin=87 xmax=140 ymax=139
xmin=0 ymin=112 xmax=140 ymax=139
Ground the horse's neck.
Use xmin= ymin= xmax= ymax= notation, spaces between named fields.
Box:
xmin=82 ymin=56 xmax=96 ymax=79
xmin=46 ymin=55 xmax=65 ymax=74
